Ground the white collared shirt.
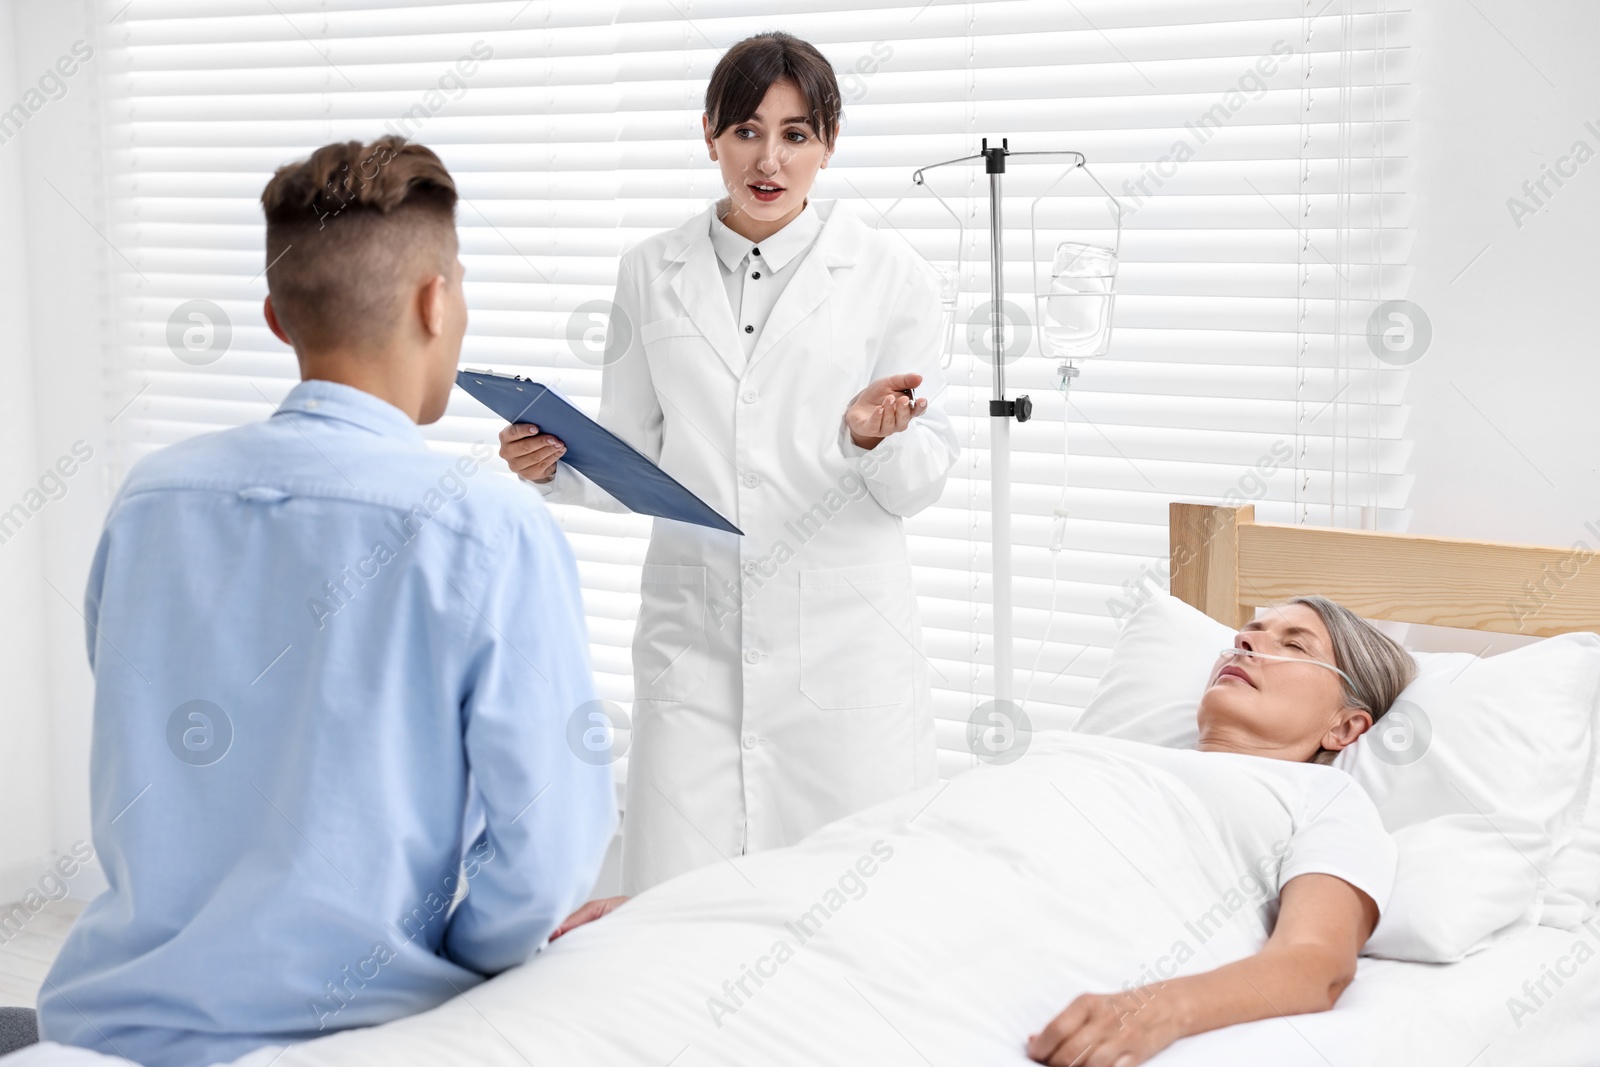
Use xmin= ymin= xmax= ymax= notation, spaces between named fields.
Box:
xmin=709 ymin=200 xmax=824 ymax=359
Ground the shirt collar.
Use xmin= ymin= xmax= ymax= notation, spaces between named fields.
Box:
xmin=709 ymin=200 xmax=823 ymax=273
xmin=272 ymin=379 xmax=426 ymax=444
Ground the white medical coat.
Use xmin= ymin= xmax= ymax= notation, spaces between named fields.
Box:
xmin=533 ymin=199 xmax=960 ymax=894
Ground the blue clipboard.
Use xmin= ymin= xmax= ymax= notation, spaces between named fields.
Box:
xmin=456 ymin=369 xmax=742 ymax=536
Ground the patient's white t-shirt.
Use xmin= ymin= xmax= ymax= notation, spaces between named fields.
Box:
xmin=1170 ymin=747 xmax=1396 ymax=911
xmin=1051 ymin=732 xmax=1398 ymax=920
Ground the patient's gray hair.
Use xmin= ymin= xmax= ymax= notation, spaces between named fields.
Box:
xmin=1283 ymin=595 xmax=1417 ymax=766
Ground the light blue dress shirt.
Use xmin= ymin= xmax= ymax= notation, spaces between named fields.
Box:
xmin=38 ymin=379 xmax=617 ymax=1067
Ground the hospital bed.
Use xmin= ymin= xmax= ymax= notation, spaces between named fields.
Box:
xmin=7 ymin=501 xmax=1599 ymax=1066
xmin=1160 ymin=502 xmax=1600 ymax=1064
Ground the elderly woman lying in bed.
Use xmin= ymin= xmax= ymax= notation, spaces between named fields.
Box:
xmin=1017 ymin=594 xmax=1415 ymax=1066
xmin=548 ymin=594 xmax=1416 ymax=1067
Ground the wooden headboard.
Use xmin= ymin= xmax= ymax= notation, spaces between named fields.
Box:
xmin=1169 ymin=502 xmax=1600 ymax=638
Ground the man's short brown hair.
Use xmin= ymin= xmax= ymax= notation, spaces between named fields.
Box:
xmin=260 ymin=136 xmax=458 ymax=353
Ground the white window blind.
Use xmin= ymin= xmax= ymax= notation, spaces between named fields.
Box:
xmin=96 ymin=0 xmax=1413 ymax=780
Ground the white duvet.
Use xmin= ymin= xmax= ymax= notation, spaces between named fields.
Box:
xmin=8 ymin=732 xmax=1588 ymax=1067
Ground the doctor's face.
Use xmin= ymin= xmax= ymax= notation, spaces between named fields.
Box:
xmin=704 ymin=78 xmax=833 ymax=225
xmin=1195 ymin=604 xmax=1368 ymax=761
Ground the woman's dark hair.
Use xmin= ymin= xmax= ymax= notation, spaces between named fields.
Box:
xmin=705 ymin=32 xmax=842 ymax=147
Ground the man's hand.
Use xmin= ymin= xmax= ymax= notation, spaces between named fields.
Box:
xmin=499 ymin=422 xmax=567 ymax=483
xmin=844 ymin=373 xmax=928 ymax=450
xmin=549 ymin=895 xmax=630 ymax=941
xmin=1026 ymin=988 xmax=1179 ymax=1067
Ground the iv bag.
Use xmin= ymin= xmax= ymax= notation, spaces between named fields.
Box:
xmin=1041 ymin=241 xmax=1116 ymax=360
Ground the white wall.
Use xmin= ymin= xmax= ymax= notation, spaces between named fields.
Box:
xmin=0 ymin=0 xmax=108 ymax=901
xmin=0 ymin=0 xmax=54 ymax=903
xmin=1399 ymin=0 xmax=1599 ymax=655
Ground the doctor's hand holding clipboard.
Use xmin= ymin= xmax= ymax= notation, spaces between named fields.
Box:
xmin=501 ymin=372 xmax=929 ymax=484
xmin=499 ymin=31 xmax=960 ymax=931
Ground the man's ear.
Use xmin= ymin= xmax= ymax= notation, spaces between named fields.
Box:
xmin=263 ymin=296 xmax=293 ymax=347
xmin=1322 ymin=708 xmax=1375 ymax=753
xmin=419 ymin=273 xmax=447 ymax=338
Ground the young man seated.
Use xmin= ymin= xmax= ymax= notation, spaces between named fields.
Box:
xmin=36 ymin=137 xmax=617 ymax=1067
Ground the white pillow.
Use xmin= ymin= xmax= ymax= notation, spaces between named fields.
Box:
xmin=1334 ymin=632 xmax=1600 ymax=863
xmin=1363 ymin=813 xmax=1548 ymax=963
xmin=1073 ymin=592 xmax=1233 ymax=748
xmin=1517 ymin=706 xmax=1600 ymax=929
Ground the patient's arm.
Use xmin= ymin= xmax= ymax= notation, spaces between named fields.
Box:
xmin=1026 ymin=873 xmax=1378 ymax=1067
xmin=439 ymin=512 xmax=619 ymax=976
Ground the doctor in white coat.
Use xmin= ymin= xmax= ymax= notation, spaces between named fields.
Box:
xmin=500 ymin=32 xmax=960 ymax=919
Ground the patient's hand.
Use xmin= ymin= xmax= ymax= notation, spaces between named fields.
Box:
xmin=1026 ymin=988 xmax=1177 ymax=1067
xmin=549 ymin=895 xmax=629 ymax=941
xmin=1028 ymin=875 xmax=1376 ymax=1064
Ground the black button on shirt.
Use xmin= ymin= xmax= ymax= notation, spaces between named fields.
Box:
xmin=744 ymin=325 xmax=754 ymax=333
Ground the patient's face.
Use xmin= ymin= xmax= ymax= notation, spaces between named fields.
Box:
xmin=1195 ymin=604 xmax=1353 ymax=761
xmin=707 ymin=78 xmax=832 ymax=225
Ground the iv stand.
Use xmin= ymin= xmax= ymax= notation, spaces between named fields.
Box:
xmin=912 ymin=138 xmax=1121 ymax=711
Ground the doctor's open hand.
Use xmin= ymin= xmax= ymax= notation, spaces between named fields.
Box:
xmin=499 ymin=423 xmax=567 ymax=484
xmin=1026 ymin=989 xmax=1179 ymax=1067
xmin=845 ymin=373 xmax=929 ymax=450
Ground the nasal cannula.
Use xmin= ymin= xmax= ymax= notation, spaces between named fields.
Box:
xmin=1216 ymin=647 xmax=1356 ymax=692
